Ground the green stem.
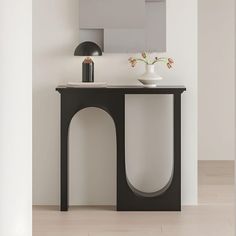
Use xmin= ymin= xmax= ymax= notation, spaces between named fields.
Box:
xmin=152 ymin=59 xmax=168 ymax=65
xmin=136 ymin=58 xmax=149 ymax=64
xmin=157 ymin=57 xmax=169 ymax=61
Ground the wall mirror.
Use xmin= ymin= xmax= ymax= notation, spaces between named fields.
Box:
xmin=79 ymin=0 xmax=166 ymax=53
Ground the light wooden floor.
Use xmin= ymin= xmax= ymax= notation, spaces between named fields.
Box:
xmin=33 ymin=161 xmax=235 ymax=236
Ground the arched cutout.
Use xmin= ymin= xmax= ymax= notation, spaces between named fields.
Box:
xmin=69 ymin=107 xmax=116 ymax=205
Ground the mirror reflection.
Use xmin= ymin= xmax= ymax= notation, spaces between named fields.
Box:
xmin=79 ymin=0 xmax=166 ymax=53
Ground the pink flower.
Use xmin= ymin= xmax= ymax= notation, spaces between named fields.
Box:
xmin=142 ymin=52 xmax=147 ymax=59
xmin=168 ymin=58 xmax=174 ymax=64
xmin=128 ymin=57 xmax=137 ymax=67
xmin=131 ymin=59 xmax=137 ymax=67
xmin=167 ymin=63 xmax=172 ymax=69
xmin=128 ymin=57 xmax=133 ymax=62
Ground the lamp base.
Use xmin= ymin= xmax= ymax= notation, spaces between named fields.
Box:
xmin=82 ymin=57 xmax=94 ymax=82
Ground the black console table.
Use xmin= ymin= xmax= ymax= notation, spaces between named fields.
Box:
xmin=56 ymin=85 xmax=186 ymax=211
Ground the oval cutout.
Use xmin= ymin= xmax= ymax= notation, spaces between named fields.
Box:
xmin=125 ymin=95 xmax=173 ymax=194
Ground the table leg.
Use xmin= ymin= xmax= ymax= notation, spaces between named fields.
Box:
xmin=173 ymin=93 xmax=181 ymax=210
xmin=60 ymin=101 xmax=69 ymax=211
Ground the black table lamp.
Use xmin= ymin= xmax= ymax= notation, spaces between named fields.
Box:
xmin=74 ymin=41 xmax=102 ymax=82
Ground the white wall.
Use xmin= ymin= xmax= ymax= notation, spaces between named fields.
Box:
xmin=33 ymin=0 xmax=197 ymax=206
xmin=0 ymin=1 xmax=32 ymax=236
xmin=198 ymin=0 xmax=235 ymax=160
xmin=235 ymin=0 xmax=236 ymax=234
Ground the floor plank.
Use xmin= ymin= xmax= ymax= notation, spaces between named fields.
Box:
xmin=33 ymin=161 xmax=235 ymax=236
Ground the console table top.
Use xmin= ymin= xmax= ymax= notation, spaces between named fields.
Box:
xmin=56 ymin=85 xmax=186 ymax=94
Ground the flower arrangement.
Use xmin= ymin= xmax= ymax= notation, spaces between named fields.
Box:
xmin=128 ymin=52 xmax=174 ymax=69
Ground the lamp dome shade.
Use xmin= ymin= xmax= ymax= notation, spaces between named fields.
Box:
xmin=74 ymin=41 xmax=102 ymax=56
